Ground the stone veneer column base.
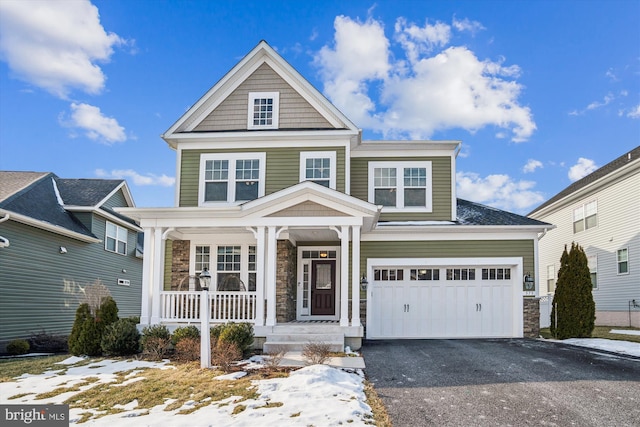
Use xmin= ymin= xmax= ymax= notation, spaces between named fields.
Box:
xmin=523 ymin=297 xmax=540 ymax=338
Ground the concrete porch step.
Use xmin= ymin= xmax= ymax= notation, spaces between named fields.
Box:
xmin=263 ymin=331 xmax=345 ymax=353
xmin=263 ymin=341 xmax=344 ymax=353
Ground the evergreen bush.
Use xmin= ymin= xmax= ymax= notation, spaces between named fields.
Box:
xmin=68 ymin=298 xmax=120 ymax=356
xmin=171 ymin=325 xmax=200 ymax=345
xmin=101 ymin=319 xmax=141 ymax=356
xmin=211 ymin=322 xmax=254 ymax=355
xmin=7 ymin=339 xmax=30 ymax=355
xmin=550 ymin=242 xmax=596 ymax=339
xmin=141 ymin=325 xmax=172 ymax=360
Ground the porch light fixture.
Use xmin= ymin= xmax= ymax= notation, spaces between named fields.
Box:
xmin=199 ymin=269 xmax=212 ymax=291
xmin=360 ymin=275 xmax=368 ymax=291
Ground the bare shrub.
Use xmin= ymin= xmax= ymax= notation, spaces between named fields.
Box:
xmin=264 ymin=345 xmax=288 ymax=369
xmin=211 ymin=341 xmax=242 ymax=372
xmin=29 ymin=330 xmax=68 ymax=353
xmin=174 ymin=337 xmax=200 ymax=362
xmin=302 ymin=341 xmax=331 ymax=365
xmin=78 ymin=280 xmax=112 ymax=316
xmin=142 ymin=337 xmax=172 ymax=361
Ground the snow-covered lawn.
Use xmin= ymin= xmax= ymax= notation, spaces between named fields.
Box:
xmin=0 ymin=356 xmax=374 ymax=426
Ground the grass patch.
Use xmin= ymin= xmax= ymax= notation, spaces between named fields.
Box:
xmin=364 ymin=379 xmax=391 ymax=427
xmin=63 ymin=361 xmax=288 ymax=421
xmin=540 ymin=326 xmax=640 ymax=343
xmin=0 ymin=354 xmax=69 ymax=382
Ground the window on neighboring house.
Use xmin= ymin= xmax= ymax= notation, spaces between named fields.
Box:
xmin=547 ymin=264 xmax=556 ymax=293
xmin=573 ymin=200 xmax=597 ymax=233
xmin=300 ymin=151 xmax=336 ymax=189
xmin=106 ymin=222 xmax=127 ymax=255
xmin=199 ymin=153 xmax=265 ymax=204
xmin=369 ymin=161 xmax=432 ymax=211
xmin=248 ymin=92 xmax=279 ymax=129
xmin=617 ymin=248 xmax=629 ymax=274
xmin=587 ymin=254 xmax=597 ymax=289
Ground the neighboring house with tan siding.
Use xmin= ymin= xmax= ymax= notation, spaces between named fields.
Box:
xmin=529 ymin=146 xmax=640 ymax=328
xmin=118 ymin=41 xmax=551 ymax=351
xmin=0 ymin=172 xmax=143 ymax=352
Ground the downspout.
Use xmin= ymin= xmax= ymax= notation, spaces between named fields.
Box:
xmin=0 ymin=213 xmax=10 ymax=247
xmin=0 ymin=213 xmax=10 ymax=223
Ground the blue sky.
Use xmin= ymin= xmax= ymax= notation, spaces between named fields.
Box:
xmin=0 ymin=0 xmax=638 ymax=214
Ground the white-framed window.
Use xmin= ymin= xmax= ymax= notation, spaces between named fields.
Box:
xmin=587 ymin=254 xmax=597 ymax=289
xmin=446 ymin=268 xmax=475 ymax=280
xmin=300 ymin=151 xmax=336 ymax=189
xmin=410 ymin=268 xmax=440 ymax=281
xmin=368 ymin=161 xmax=432 ymax=211
xmin=105 ymin=221 xmax=127 ymax=255
xmin=481 ymin=268 xmax=511 ymax=280
xmin=199 ymin=153 xmax=266 ymax=205
xmin=573 ymin=200 xmax=597 ymax=233
xmin=617 ymin=248 xmax=629 ymax=275
xmin=248 ymin=92 xmax=279 ymax=129
xmin=547 ymin=264 xmax=556 ymax=293
xmin=192 ymin=243 xmax=256 ymax=292
xmin=374 ymin=268 xmax=404 ymax=281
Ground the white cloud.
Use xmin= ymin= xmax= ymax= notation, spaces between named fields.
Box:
xmin=568 ymin=158 xmax=598 ymax=182
xmin=0 ymin=0 xmax=125 ymax=98
xmin=626 ymin=104 xmax=640 ymax=119
xmin=456 ymin=171 xmax=545 ymax=212
xmin=95 ymin=169 xmax=175 ymax=187
xmin=64 ymin=103 xmax=126 ymax=144
xmin=523 ymin=159 xmax=543 ymax=173
xmin=315 ymin=15 xmax=536 ymax=142
xmin=452 ymin=17 xmax=485 ymax=35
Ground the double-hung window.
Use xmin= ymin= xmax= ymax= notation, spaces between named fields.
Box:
xmin=192 ymin=244 xmax=256 ymax=291
xmin=368 ymin=161 xmax=432 ymax=211
xmin=573 ymin=200 xmax=597 ymax=233
xmin=617 ymin=248 xmax=629 ymax=275
xmin=106 ymin=222 xmax=127 ymax=255
xmin=248 ymin=92 xmax=279 ymax=129
xmin=199 ymin=153 xmax=265 ymax=204
xmin=300 ymin=151 xmax=336 ymax=189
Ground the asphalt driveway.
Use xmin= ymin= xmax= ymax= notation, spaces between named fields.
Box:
xmin=362 ymin=339 xmax=640 ymax=426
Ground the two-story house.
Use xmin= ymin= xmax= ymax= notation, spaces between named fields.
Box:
xmin=0 ymin=171 xmax=143 ymax=352
xmin=529 ymin=147 xmax=640 ymax=328
xmin=119 ymin=41 xmax=551 ymax=351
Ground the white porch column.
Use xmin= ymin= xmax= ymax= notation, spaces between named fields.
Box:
xmin=150 ymin=227 xmax=165 ymax=324
xmin=265 ymin=226 xmax=277 ymax=326
xmin=254 ymin=226 xmax=266 ymax=326
xmin=351 ymin=225 xmax=361 ymax=327
xmin=340 ymin=225 xmax=350 ymax=327
xmin=139 ymin=227 xmax=154 ymax=325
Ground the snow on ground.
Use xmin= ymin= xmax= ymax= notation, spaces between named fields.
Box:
xmin=0 ymin=357 xmax=373 ymax=426
xmin=559 ymin=338 xmax=640 ymax=357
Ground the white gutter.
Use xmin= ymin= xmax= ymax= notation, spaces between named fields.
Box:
xmin=0 ymin=209 xmax=101 ymax=243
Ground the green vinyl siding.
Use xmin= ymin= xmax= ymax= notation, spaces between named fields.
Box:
xmin=179 ymin=147 xmax=346 ymax=206
xmin=350 ymin=156 xmax=452 ymax=221
xmin=0 ymin=218 xmax=142 ymax=351
xmin=360 ymin=239 xmax=535 ymax=283
xmin=102 ymin=189 xmax=127 ymax=209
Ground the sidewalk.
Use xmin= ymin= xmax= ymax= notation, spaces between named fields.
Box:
xmin=278 ymin=351 xmax=366 ymax=369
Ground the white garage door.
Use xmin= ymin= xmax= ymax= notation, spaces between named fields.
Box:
xmin=367 ymin=261 xmax=521 ymax=339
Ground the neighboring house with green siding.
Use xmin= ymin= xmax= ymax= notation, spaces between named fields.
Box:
xmin=118 ymin=41 xmax=551 ymax=351
xmin=0 ymin=171 xmax=143 ymax=352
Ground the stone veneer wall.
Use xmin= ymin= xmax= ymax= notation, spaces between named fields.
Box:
xmin=523 ymin=297 xmax=540 ymax=338
xmin=276 ymin=240 xmax=297 ymax=322
xmin=171 ymin=240 xmax=191 ymax=290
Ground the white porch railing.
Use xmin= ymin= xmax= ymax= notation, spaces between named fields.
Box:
xmin=161 ymin=291 xmax=257 ymax=323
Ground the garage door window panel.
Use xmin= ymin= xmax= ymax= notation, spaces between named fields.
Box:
xmin=446 ymin=268 xmax=475 ymax=280
xmin=410 ymin=268 xmax=440 ymax=281
xmin=374 ymin=268 xmax=404 ymax=281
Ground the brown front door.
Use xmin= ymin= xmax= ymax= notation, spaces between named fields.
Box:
xmin=311 ymin=260 xmax=336 ymax=315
